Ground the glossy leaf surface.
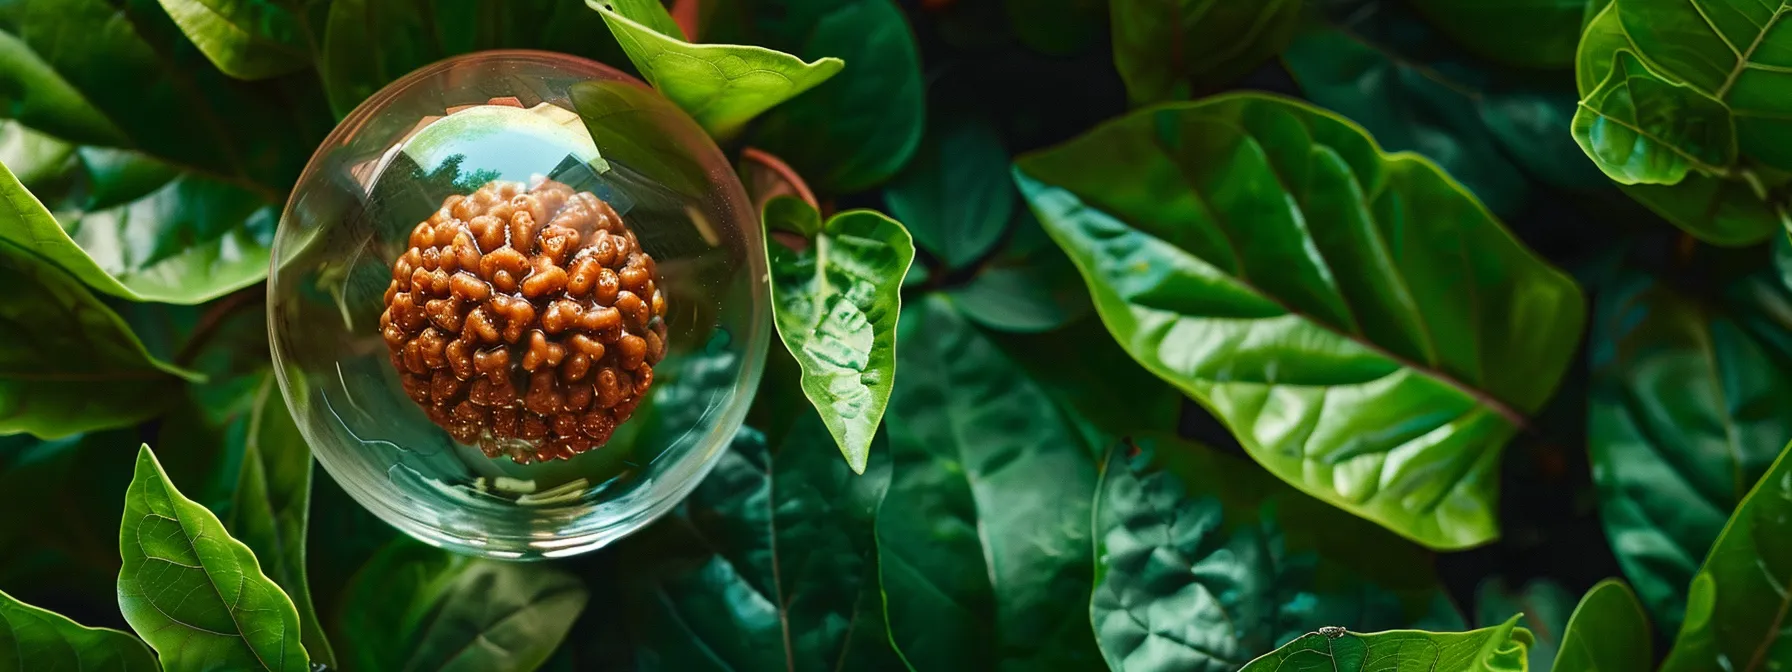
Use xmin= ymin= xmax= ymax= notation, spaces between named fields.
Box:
xmin=118 ymin=444 xmax=309 ymax=671
xmin=1407 ymin=0 xmax=1585 ymax=69
xmin=1589 ymin=268 xmax=1792 ymax=630
xmin=1553 ymin=580 xmax=1652 ymax=672
xmin=877 ymin=296 xmax=1101 ymax=670
xmin=1092 ymin=436 xmax=1461 ymax=671
xmin=336 ymin=541 xmax=587 ymax=672
xmin=1661 ymin=440 xmax=1792 ymax=671
xmin=594 ymin=0 xmax=842 ymax=139
xmin=0 ymin=237 xmax=193 ymax=438
xmin=0 ymin=588 xmax=157 ymax=671
xmin=1573 ymin=51 xmax=1735 ymax=185
xmin=1239 ymin=616 xmax=1532 ymax=671
xmin=885 ymin=119 xmax=1013 ymax=270
xmin=153 ymin=0 xmax=311 ymax=80
xmin=765 ymin=198 xmax=912 ymax=473
xmin=1110 ymin=0 xmax=1301 ymax=104
xmin=1017 ymin=93 xmax=1585 ymax=550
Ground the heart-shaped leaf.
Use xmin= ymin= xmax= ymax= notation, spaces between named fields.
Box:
xmin=118 ymin=444 xmax=309 ymax=671
xmin=1553 ymin=580 xmax=1652 ymax=672
xmin=336 ymin=540 xmax=588 ymax=672
xmin=1092 ymin=436 xmax=1462 ymax=672
xmin=884 ymin=119 xmax=1013 ymax=270
xmin=764 ymin=197 xmax=913 ymax=474
xmin=876 ymin=296 xmax=1101 ymax=670
xmin=1406 ymin=0 xmax=1585 ymax=69
xmin=0 ymin=588 xmax=158 ymax=670
xmin=1239 ymin=615 xmax=1532 ymax=671
xmin=1589 ymin=267 xmax=1792 ymax=630
xmin=1110 ymin=0 xmax=1301 ymax=104
xmin=1660 ymin=439 xmax=1792 ymax=671
xmin=1016 ymin=93 xmax=1585 ymax=550
xmin=592 ymin=0 xmax=843 ymax=139
xmin=153 ymin=0 xmax=313 ymax=80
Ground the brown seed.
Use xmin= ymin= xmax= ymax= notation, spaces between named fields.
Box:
xmin=521 ymin=256 xmax=568 ymax=298
xmin=618 ymin=334 xmax=647 ymax=370
xmin=542 ymin=299 xmax=583 ymax=334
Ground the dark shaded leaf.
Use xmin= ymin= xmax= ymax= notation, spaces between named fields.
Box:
xmin=1406 ymin=0 xmax=1584 ymax=69
xmin=153 ymin=0 xmax=313 ymax=80
xmin=1553 ymin=580 xmax=1652 ymax=672
xmin=885 ymin=118 xmax=1013 ymax=270
xmin=0 ymin=588 xmax=157 ymax=671
xmin=1473 ymin=578 xmax=1576 ymax=672
xmin=1110 ymin=0 xmax=1301 ymax=104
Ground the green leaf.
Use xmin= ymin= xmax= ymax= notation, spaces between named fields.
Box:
xmin=764 ymin=197 xmax=913 ymax=474
xmin=1473 ymin=578 xmax=1576 ymax=672
xmin=884 ymin=119 xmax=1014 ymax=270
xmin=1589 ymin=267 xmax=1792 ymax=631
xmin=1618 ymin=172 xmax=1784 ymax=246
xmin=592 ymin=1 xmax=843 ymax=139
xmin=0 ymin=151 xmax=280 ymax=304
xmin=876 ymin=296 xmax=1101 ymax=670
xmin=945 ymin=208 xmax=1093 ymax=334
xmin=994 ymin=316 xmax=1181 ymax=452
xmin=1573 ymin=50 xmax=1736 ymax=185
xmin=1005 ymin=0 xmax=1104 ymax=56
xmin=615 ymin=415 xmax=903 ymax=670
xmin=1283 ymin=5 xmax=1605 ymax=218
xmin=1016 ymin=93 xmax=1585 ymax=550
xmin=118 ymin=444 xmax=309 ymax=671
xmin=1406 ymin=0 xmax=1585 ymax=69
xmin=227 ymin=376 xmax=334 ymax=669
xmin=750 ymin=0 xmax=925 ymax=193
xmin=0 ymin=432 xmax=140 ymax=608
xmin=1239 ymin=615 xmax=1533 ymax=671
xmin=153 ymin=0 xmax=312 ymax=80
xmin=569 ymin=78 xmax=715 ymax=200
xmin=0 ymin=588 xmax=158 ymax=670
xmin=1092 ymin=436 xmax=1463 ymax=671
xmin=0 ymin=238 xmax=195 ymax=438
xmin=1660 ymin=439 xmax=1792 ymax=671
xmin=1110 ymin=0 xmax=1301 ymax=104
xmin=1553 ymin=580 xmax=1653 ymax=672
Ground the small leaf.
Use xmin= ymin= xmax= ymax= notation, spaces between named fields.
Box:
xmin=593 ymin=0 xmax=843 ymax=139
xmin=1553 ymin=580 xmax=1652 ymax=672
xmin=1660 ymin=439 xmax=1792 ymax=671
xmin=1473 ymin=578 xmax=1577 ymax=671
xmin=1239 ymin=615 xmax=1532 ymax=671
xmin=117 ymin=444 xmax=309 ymax=671
xmin=1110 ymin=0 xmax=1301 ymax=104
xmin=336 ymin=541 xmax=588 ymax=672
xmin=0 ymin=238 xmax=195 ymax=438
xmin=884 ymin=119 xmax=1013 ymax=270
xmin=1016 ymin=93 xmax=1585 ymax=550
xmin=153 ymin=0 xmax=312 ymax=80
xmin=764 ymin=197 xmax=913 ymax=473
xmin=0 ymin=588 xmax=158 ymax=670
xmin=1573 ymin=50 xmax=1736 ymax=185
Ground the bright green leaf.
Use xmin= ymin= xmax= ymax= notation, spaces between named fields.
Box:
xmin=1474 ymin=578 xmax=1576 ymax=671
xmin=153 ymin=0 xmax=312 ymax=80
xmin=1092 ymin=436 xmax=1463 ymax=671
xmin=1589 ymin=267 xmax=1792 ymax=630
xmin=0 ymin=587 xmax=157 ymax=671
xmin=1553 ymin=580 xmax=1653 ymax=672
xmin=593 ymin=1 xmax=843 ymax=139
xmin=118 ymin=444 xmax=309 ymax=672
xmin=1406 ymin=0 xmax=1585 ymax=69
xmin=1016 ymin=93 xmax=1585 ymax=550
xmin=884 ymin=119 xmax=1014 ymax=269
xmin=336 ymin=541 xmax=587 ymax=672
xmin=1110 ymin=0 xmax=1301 ymax=104
xmin=764 ymin=197 xmax=912 ymax=474
xmin=0 ymin=238 xmax=195 ymax=438
xmin=1660 ymin=439 xmax=1792 ymax=670
xmin=1239 ymin=616 xmax=1533 ymax=671
xmin=1573 ymin=50 xmax=1736 ymax=185
xmin=876 ymin=296 xmax=1101 ymax=670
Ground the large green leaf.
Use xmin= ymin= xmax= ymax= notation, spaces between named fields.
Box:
xmin=1406 ymin=0 xmax=1585 ymax=69
xmin=1553 ymin=580 xmax=1652 ymax=672
xmin=1092 ymin=436 xmax=1462 ymax=672
xmin=884 ymin=118 xmax=1014 ymax=270
xmin=0 ymin=238 xmax=194 ymax=438
xmin=1473 ymin=578 xmax=1576 ymax=672
xmin=1283 ymin=3 xmax=1605 ymax=219
xmin=1238 ymin=616 xmax=1532 ymax=671
xmin=1660 ymin=440 xmax=1792 ymax=671
xmin=1589 ymin=267 xmax=1792 ymax=630
xmin=0 ymin=151 xmax=280 ymax=304
xmin=117 ymin=444 xmax=309 ymax=671
xmin=749 ymin=0 xmax=925 ymax=193
xmin=153 ymin=0 xmax=313 ymax=80
xmin=615 ymin=416 xmax=902 ymax=670
xmin=0 ymin=588 xmax=157 ymax=670
xmin=1015 ymin=93 xmax=1585 ymax=550
xmin=335 ymin=541 xmax=588 ymax=672
xmin=592 ymin=0 xmax=842 ymax=139
xmin=1110 ymin=0 xmax=1301 ymax=104
xmin=875 ymin=296 xmax=1101 ymax=670
xmin=764 ymin=198 xmax=912 ymax=474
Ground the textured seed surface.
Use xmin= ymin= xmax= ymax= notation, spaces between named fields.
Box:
xmin=379 ymin=179 xmax=669 ymax=464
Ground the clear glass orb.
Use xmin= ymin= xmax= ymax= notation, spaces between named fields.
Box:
xmin=268 ymin=51 xmax=767 ymax=560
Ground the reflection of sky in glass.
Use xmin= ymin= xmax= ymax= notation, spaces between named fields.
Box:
xmin=401 ymin=105 xmax=605 ymax=185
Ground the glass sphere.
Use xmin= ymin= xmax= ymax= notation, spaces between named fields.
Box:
xmin=268 ymin=51 xmax=767 ymax=560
